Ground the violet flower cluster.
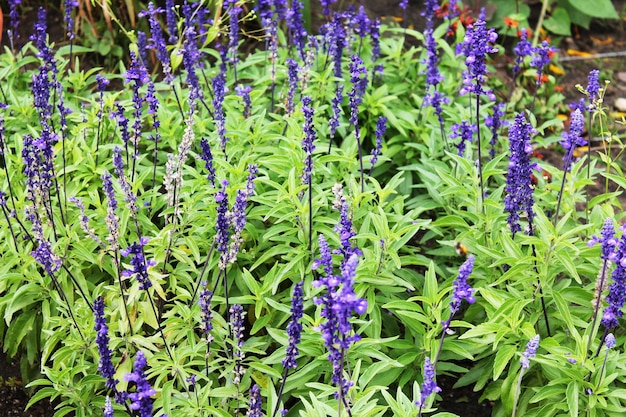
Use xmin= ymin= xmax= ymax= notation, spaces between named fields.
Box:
xmin=121 ymin=237 xmax=156 ymax=290
xmin=101 ymin=171 xmax=120 ymax=249
xmin=504 ymin=113 xmax=537 ymax=237
xmin=485 ymin=102 xmax=506 ymax=159
xmin=561 ymin=108 xmax=586 ymax=173
xmin=198 ymin=285 xmax=215 ymax=344
xmin=588 ymin=218 xmax=617 ymax=261
xmin=450 ymin=120 xmax=476 ymax=157
xmin=287 ymin=0 xmax=307 ymax=59
xmin=313 ymin=229 xmax=367 ymax=398
xmin=416 ymin=357 xmax=441 ymax=408
xmin=93 ymin=296 xmax=117 ymax=390
xmin=457 ymin=10 xmax=498 ymax=100
xmin=512 ymin=29 xmax=532 ymax=79
xmin=520 ymin=335 xmax=540 ymax=369
xmin=226 ymin=165 xmax=258 ymax=266
xmin=443 ymin=254 xmax=476 ymax=329
xmin=286 ymin=59 xmax=300 ymax=116
xmin=282 ymin=281 xmax=304 ymax=370
xmin=301 ymin=96 xmax=316 ymax=187
xmin=212 ymin=71 xmax=228 ymax=154
xmin=139 ymin=2 xmax=174 ymax=82
xmin=230 ymin=304 xmax=246 ymax=385
xmin=236 ymin=84 xmax=252 ymax=118
xmin=586 ymin=69 xmax=600 ymax=104
xmin=63 ymin=0 xmax=79 ymax=40
xmin=601 ymin=227 xmax=626 ymax=330
xmin=199 ymin=138 xmax=216 ymax=187
xmin=7 ymin=0 xmax=21 ymax=49
xmin=370 ymin=116 xmax=387 ymax=173
xmin=531 ymin=40 xmax=557 ymax=87
xmin=125 ymin=351 xmax=157 ymax=417
xmin=247 ymin=384 xmax=262 ymax=417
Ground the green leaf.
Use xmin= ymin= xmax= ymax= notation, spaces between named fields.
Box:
xmin=566 ymin=381 xmax=579 ymax=417
xmin=544 ymin=7 xmax=572 ymax=36
xmin=569 ymin=0 xmax=618 ymax=19
xmin=493 ymin=345 xmax=517 ymax=380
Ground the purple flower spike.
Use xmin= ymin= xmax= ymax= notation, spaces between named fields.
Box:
xmin=520 ymin=335 xmax=540 ymax=369
xmin=606 ymin=333 xmax=616 ymax=349
xmin=121 ymin=237 xmax=155 ymax=290
xmin=513 ymin=29 xmax=532 ymax=79
xmin=561 ymin=108 xmax=586 ymax=173
xmin=282 ymin=281 xmax=304 ymax=370
xmin=450 ymin=255 xmax=476 ymax=310
xmin=198 ymin=285 xmax=214 ymax=343
xmin=504 ymin=113 xmax=537 ymax=237
xmin=230 ymin=304 xmax=246 ymax=385
xmin=286 ymin=59 xmax=300 ymax=116
xmin=104 ymin=397 xmax=114 ymax=417
xmin=416 ymin=357 xmax=441 ymax=407
xmin=587 ymin=69 xmax=600 ymax=102
xmin=165 ymin=0 xmax=178 ymax=43
xmin=602 ymin=230 xmax=626 ymax=330
xmin=236 ymin=85 xmax=252 ymax=118
xmin=7 ymin=0 xmax=21 ymax=48
xmin=247 ymin=384 xmax=262 ymax=417
xmin=370 ymin=116 xmax=387 ymax=173
xmin=451 ymin=120 xmax=476 ymax=157
xmin=63 ymin=0 xmax=79 ymax=40
xmin=94 ymin=296 xmax=118 ymax=390
xmin=588 ymin=218 xmax=617 ymax=260
xmin=125 ymin=351 xmax=156 ymax=417
xmin=199 ymin=138 xmax=216 ymax=187
xmin=301 ymin=96 xmax=316 ymax=187
xmin=457 ymin=10 xmax=498 ymax=100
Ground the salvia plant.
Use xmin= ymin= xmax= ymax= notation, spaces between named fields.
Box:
xmin=2 ymin=1 xmax=626 ymax=417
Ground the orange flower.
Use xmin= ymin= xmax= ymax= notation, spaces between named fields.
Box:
xmin=504 ymin=17 xmax=519 ymax=28
xmin=535 ymin=74 xmax=549 ymax=85
xmin=554 ymin=85 xmax=564 ymax=92
xmin=517 ymin=28 xmax=532 ymax=38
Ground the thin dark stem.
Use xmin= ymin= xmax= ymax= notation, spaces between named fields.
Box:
xmin=146 ymin=290 xmax=173 ymax=360
xmin=585 ymin=111 xmax=593 ymax=222
xmin=308 ymin=179 xmax=313 ymax=252
xmin=49 ymin=270 xmax=85 ymax=341
xmin=356 ymin=126 xmax=364 ymax=194
xmin=528 ymin=222 xmax=551 ymax=337
xmin=553 ymin=149 xmax=573 ymax=226
xmin=475 ymin=96 xmax=485 ymax=214
xmin=61 ymin=264 xmax=92 ymax=310
xmin=271 ymin=367 xmax=290 ymax=417
xmin=0 ymin=205 xmax=18 ymax=250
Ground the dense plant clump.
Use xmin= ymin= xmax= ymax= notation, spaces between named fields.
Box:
xmin=2 ymin=1 xmax=626 ymax=417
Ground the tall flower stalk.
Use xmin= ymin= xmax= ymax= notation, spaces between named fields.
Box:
xmin=272 ymin=281 xmax=304 ymax=417
xmin=554 ymin=108 xmax=586 ymax=225
xmin=586 ymin=218 xmax=616 ymax=355
xmin=348 ymin=56 xmax=368 ymax=193
xmin=418 ymin=255 xmax=475 ymax=416
xmin=512 ymin=335 xmax=540 ymax=417
xmin=457 ymin=9 xmax=498 ymax=212
xmin=301 ymin=96 xmax=316 ymax=251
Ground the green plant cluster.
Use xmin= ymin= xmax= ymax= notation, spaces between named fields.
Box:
xmin=0 ymin=1 xmax=626 ymax=417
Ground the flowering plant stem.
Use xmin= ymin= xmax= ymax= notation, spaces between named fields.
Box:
xmin=475 ymin=96 xmax=485 ymax=214
xmin=587 ymin=258 xmax=609 ymax=354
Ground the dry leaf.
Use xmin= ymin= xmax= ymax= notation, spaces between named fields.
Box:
xmin=549 ymin=64 xmax=565 ymax=75
xmin=591 ymin=36 xmax=613 ymax=45
xmin=566 ymin=49 xmax=593 ymax=57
